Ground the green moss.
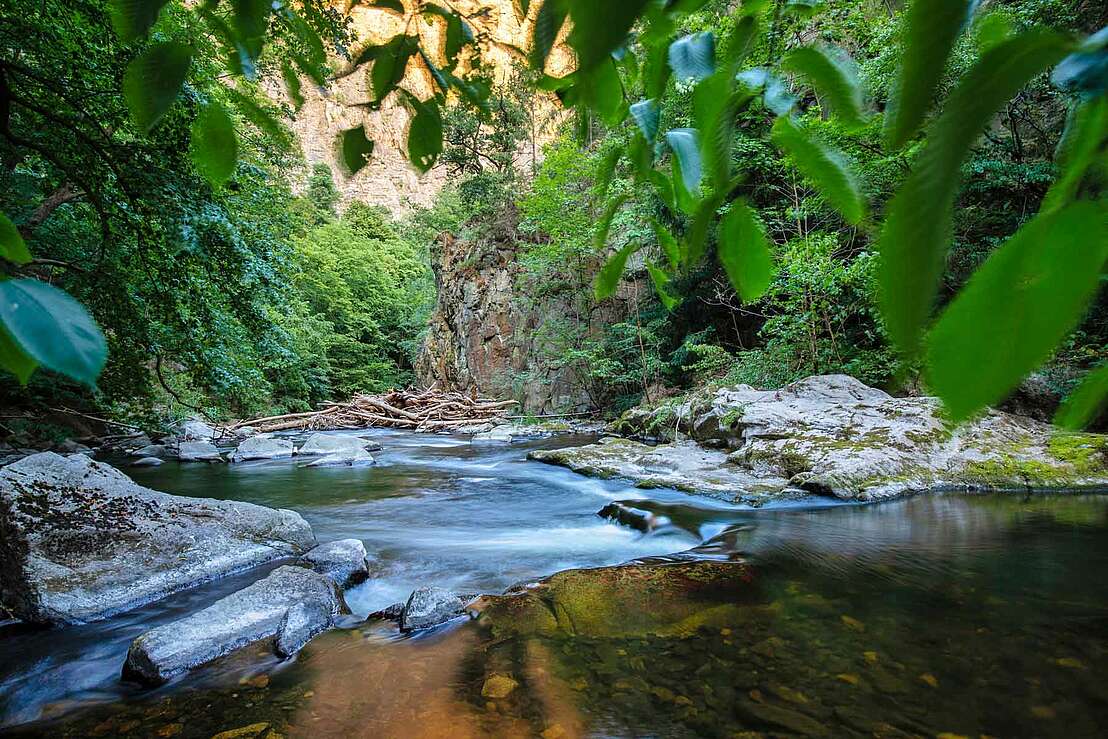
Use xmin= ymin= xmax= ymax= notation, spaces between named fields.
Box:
xmin=1048 ymin=433 xmax=1108 ymax=476
xmin=964 ymin=456 xmax=1076 ymax=487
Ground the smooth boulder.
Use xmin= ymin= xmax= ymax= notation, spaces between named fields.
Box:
xmin=177 ymin=441 xmax=223 ymax=462
xmin=129 ymin=444 xmax=167 ymax=458
xmin=124 ymin=565 xmax=348 ymax=685
xmin=399 ymin=587 xmax=471 ymax=632
xmin=231 ymin=436 xmax=294 ymax=463
xmin=297 ymin=539 xmax=371 ymax=587
xmin=0 ymin=453 xmax=316 ymax=624
xmin=301 ymin=449 xmax=375 ymax=468
xmin=131 ymin=456 xmax=164 ymax=468
xmin=176 ymin=420 xmax=216 ymax=442
xmin=297 ymin=433 xmax=380 ymax=462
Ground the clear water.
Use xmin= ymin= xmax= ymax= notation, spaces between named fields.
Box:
xmin=1 ymin=430 xmax=1106 ymax=737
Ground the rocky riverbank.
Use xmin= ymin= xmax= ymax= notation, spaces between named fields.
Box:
xmin=532 ymin=375 xmax=1108 ymax=503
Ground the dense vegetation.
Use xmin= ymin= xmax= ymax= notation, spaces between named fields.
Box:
xmin=0 ymin=0 xmax=1105 ymax=436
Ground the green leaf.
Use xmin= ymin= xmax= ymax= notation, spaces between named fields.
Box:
xmin=685 ymin=189 xmax=727 ymax=266
xmin=737 ymin=67 xmax=796 ymax=115
xmin=189 ymin=102 xmax=238 ymax=188
xmin=123 ymin=42 xmax=192 ymax=134
xmin=231 ymin=0 xmax=271 ymax=63
xmin=0 ymin=213 xmax=31 ymax=265
xmin=362 ymin=0 xmax=405 ymax=12
xmin=109 ymin=0 xmax=172 ymax=42
xmin=647 ymin=262 xmax=679 ymax=311
xmin=371 ymin=35 xmax=416 ymax=102
xmin=669 ymin=33 xmax=715 ymax=83
xmin=567 ymin=0 xmax=650 ymax=72
xmin=652 ymin=219 xmax=680 ymax=270
xmin=531 ymin=0 xmax=567 ymax=72
xmin=1055 ymin=363 xmax=1108 ymax=430
xmin=0 ymin=322 xmax=37 ymax=385
xmin=630 ymin=99 xmax=660 ymax=143
xmin=644 ymin=40 xmax=673 ymax=99
xmin=649 ymin=169 xmax=677 ymax=214
xmin=0 ymin=278 xmax=107 ymax=387
xmin=1043 ymin=97 xmax=1108 ymax=213
xmin=925 ymin=201 xmax=1108 ymax=422
xmin=883 ymin=0 xmax=970 ymax=150
xmin=225 ymin=86 xmax=294 ymax=153
xmin=595 ymin=146 xmax=622 ymax=199
xmin=406 ymin=95 xmax=444 ymax=173
xmin=338 ymin=125 xmax=375 ymax=175
xmin=282 ymin=61 xmax=305 ymax=110
xmin=422 ymin=4 xmax=475 ymax=69
xmin=771 ymin=116 xmax=864 ymax=224
xmin=579 ymin=59 xmax=627 ymax=126
xmin=665 ymin=128 xmax=702 ymax=196
xmin=595 ymin=192 xmax=629 ymax=253
xmin=784 ymin=0 xmax=823 ymax=18
xmin=513 ymin=0 xmax=531 ymax=23
xmin=877 ymin=29 xmax=1072 ymax=356
xmin=781 ymin=44 xmax=866 ymax=129
xmin=693 ymin=71 xmax=738 ymax=189
xmin=718 ymin=199 xmax=774 ymax=302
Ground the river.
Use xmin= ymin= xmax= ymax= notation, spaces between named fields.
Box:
xmin=1 ymin=429 xmax=1106 ymax=737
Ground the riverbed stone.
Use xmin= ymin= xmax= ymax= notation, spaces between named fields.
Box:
xmin=177 ymin=441 xmax=223 ymax=463
xmin=301 ymin=449 xmax=375 ymax=468
xmin=544 ymin=374 xmax=1108 ymax=502
xmin=297 ymin=433 xmax=379 ymax=460
xmin=124 ymin=565 xmax=349 ymax=684
xmin=176 ymin=420 xmax=215 ymax=442
xmin=130 ymin=444 xmax=167 ymax=458
xmin=0 ymin=453 xmax=316 ymax=624
xmin=399 ymin=587 xmax=470 ymax=632
xmin=231 ymin=436 xmax=295 ymax=463
xmin=297 ymin=539 xmax=370 ymax=587
xmin=131 ymin=457 xmax=164 ymax=468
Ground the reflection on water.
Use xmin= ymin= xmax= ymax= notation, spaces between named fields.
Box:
xmin=1 ymin=430 xmax=1107 ymax=737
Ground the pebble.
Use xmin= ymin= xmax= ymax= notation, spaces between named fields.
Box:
xmin=481 ymin=674 xmax=519 ymax=699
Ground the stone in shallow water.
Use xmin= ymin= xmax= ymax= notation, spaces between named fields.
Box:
xmin=131 ymin=456 xmax=164 ymax=467
xmin=297 ymin=538 xmax=370 ymax=587
xmin=297 ymin=433 xmax=379 ymax=456
xmin=177 ymin=441 xmax=223 ymax=462
xmin=129 ymin=444 xmax=167 ymax=458
xmin=124 ymin=565 xmax=349 ymax=684
xmin=301 ymin=449 xmax=375 ymax=468
xmin=176 ymin=420 xmax=216 ymax=442
xmin=231 ymin=436 xmax=295 ymax=463
xmin=0 ymin=453 xmax=315 ymax=625
xmin=399 ymin=587 xmax=470 ymax=632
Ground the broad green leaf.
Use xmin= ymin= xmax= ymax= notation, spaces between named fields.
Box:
xmin=422 ymin=4 xmax=475 ymax=68
xmin=109 ymin=0 xmax=171 ymax=42
xmin=231 ymin=0 xmax=270 ymax=62
xmin=513 ymin=0 xmax=530 ymax=23
xmin=190 ymin=101 xmax=238 ymax=188
xmin=647 ymin=262 xmax=679 ymax=311
xmin=925 ymin=201 xmax=1108 ymax=421
xmin=371 ymin=35 xmax=416 ymax=102
xmin=771 ymin=116 xmax=864 ymax=224
xmin=693 ymin=72 xmax=737 ymax=189
xmin=406 ymin=95 xmax=443 ymax=173
xmin=123 ymin=42 xmax=192 ymax=134
xmin=282 ymin=61 xmax=305 ymax=109
xmin=198 ymin=5 xmax=256 ymax=79
xmin=685 ymin=189 xmax=727 ymax=265
xmin=877 ymin=30 xmax=1072 ymax=356
xmin=781 ymin=44 xmax=866 ymax=129
xmin=669 ymin=33 xmax=715 ymax=83
xmin=630 ymin=99 xmax=660 ymax=143
xmin=225 ymin=86 xmax=294 ymax=153
xmin=1052 ymin=26 xmax=1108 ymax=97
xmin=652 ymin=219 xmax=680 ymax=269
xmin=596 ymin=233 xmax=639 ymax=302
xmin=338 ymin=125 xmax=375 ymax=175
xmin=644 ymin=40 xmax=672 ymax=99
xmin=0 ymin=213 xmax=32 ymax=265
xmin=720 ymin=14 xmax=757 ymax=71
xmin=567 ymin=0 xmax=650 ymax=72
xmin=737 ymin=67 xmax=796 ymax=115
xmin=784 ymin=0 xmax=823 ymax=18
xmin=0 ymin=278 xmax=107 ymax=386
xmin=0 ymin=322 xmax=36 ymax=385
xmin=1055 ymin=363 xmax=1108 ymax=430
xmin=649 ymin=169 xmax=677 ymax=214
xmin=883 ymin=0 xmax=970 ymax=150
xmin=579 ymin=59 xmax=627 ymax=126
xmin=1043 ymin=97 xmax=1108 ymax=213
xmin=595 ymin=192 xmax=629 ymax=253
xmin=595 ymin=146 xmax=622 ymax=199
xmin=718 ymin=199 xmax=774 ymax=302
xmin=665 ymin=128 xmax=702 ymax=196
xmin=531 ymin=0 xmax=567 ymax=72
xmin=361 ymin=0 xmax=405 ymax=12
xmin=974 ymin=11 xmax=1014 ymax=52
xmin=419 ymin=49 xmax=451 ymax=95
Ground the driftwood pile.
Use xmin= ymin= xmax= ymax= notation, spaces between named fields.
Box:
xmin=227 ymin=389 xmax=519 ymax=434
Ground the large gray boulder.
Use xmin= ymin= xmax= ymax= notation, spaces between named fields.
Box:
xmin=177 ymin=441 xmax=223 ymax=462
xmin=231 ymin=436 xmax=295 ymax=463
xmin=547 ymin=375 xmax=1108 ymax=502
xmin=0 ymin=453 xmax=316 ymax=624
xmin=399 ymin=587 xmax=471 ymax=632
xmin=176 ymin=420 xmax=215 ymax=442
xmin=297 ymin=539 xmax=370 ymax=587
xmin=297 ymin=433 xmax=378 ymax=457
xmin=129 ymin=444 xmax=167 ymax=458
xmin=124 ymin=565 xmax=348 ymax=685
xmin=301 ymin=449 xmax=375 ymax=468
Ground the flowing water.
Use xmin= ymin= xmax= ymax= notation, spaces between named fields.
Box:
xmin=1 ymin=430 xmax=1107 ymax=737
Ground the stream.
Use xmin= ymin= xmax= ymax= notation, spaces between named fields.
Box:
xmin=1 ymin=430 xmax=1107 ymax=737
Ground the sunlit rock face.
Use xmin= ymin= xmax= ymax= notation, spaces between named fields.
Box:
xmin=284 ymin=1 xmax=570 ymax=214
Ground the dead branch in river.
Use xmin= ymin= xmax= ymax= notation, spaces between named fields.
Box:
xmin=226 ymin=389 xmax=519 ymax=434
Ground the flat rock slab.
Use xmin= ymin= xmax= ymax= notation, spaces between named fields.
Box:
xmin=231 ymin=436 xmax=294 ymax=463
xmin=177 ymin=441 xmax=223 ymax=462
xmin=124 ymin=565 xmax=349 ymax=685
xmin=297 ymin=539 xmax=370 ymax=587
xmin=602 ymin=374 xmax=1108 ymax=501
xmin=301 ymin=449 xmax=375 ymax=467
xmin=297 ymin=433 xmax=375 ymax=457
xmin=531 ymin=438 xmax=794 ymax=506
xmin=0 ymin=453 xmax=316 ymax=624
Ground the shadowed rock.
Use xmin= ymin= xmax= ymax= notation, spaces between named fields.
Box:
xmin=124 ymin=565 xmax=349 ymax=685
xmin=0 ymin=453 xmax=316 ymax=624
xmin=399 ymin=587 xmax=471 ymax=632
xmin=297 ymin=539 xmax=370 ymax=587
xmin=177 ymin=441 xmax=223 ymax=462
xmin=231 ymin=436 xmax=295 ymax=463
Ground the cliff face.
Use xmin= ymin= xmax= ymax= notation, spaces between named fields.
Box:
xmin=287 ymin=1 xmax=568 ymax=214
xmin=416 ymin=221 xmax=645 ymax=413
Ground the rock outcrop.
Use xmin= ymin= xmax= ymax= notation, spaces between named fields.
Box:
xmin=124 ymin=565 xmax=349 ymax=685
xmin=0 ymin=453 xmax=316 ymax=624
xmin=536 ymin=375 xmax=1108 ymax=502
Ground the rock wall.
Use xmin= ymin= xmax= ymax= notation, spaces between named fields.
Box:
xmin=416 ymin=224 xmax=646 ymax=413
xmin=285 ymin=0 xmax=569 ymax=214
